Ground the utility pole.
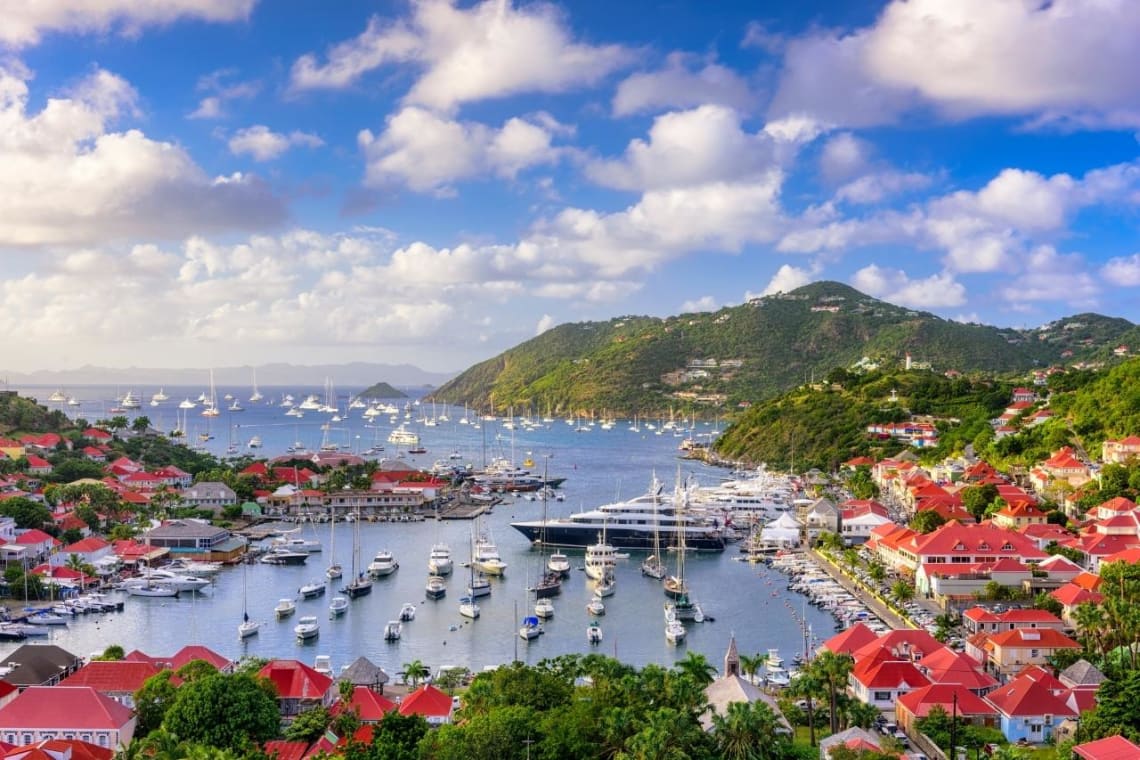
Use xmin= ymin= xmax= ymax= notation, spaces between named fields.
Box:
xmin=950 ymin=690 xmax=958 ymax=759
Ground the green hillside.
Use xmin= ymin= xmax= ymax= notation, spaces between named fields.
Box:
xmin=431 ymin=281 xmax=1135 ymax=416
xmin=357 ymin=382 xmax=407 ymax=399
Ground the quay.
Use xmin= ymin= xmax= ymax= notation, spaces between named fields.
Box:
xmin=807 ymin=549 xmax=913 ymax=631
xmin=437 ymin=501 xmax=493 ymax=520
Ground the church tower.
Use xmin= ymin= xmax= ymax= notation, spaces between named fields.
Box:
xmin=724 ymin=634 xmax=740 ymax=677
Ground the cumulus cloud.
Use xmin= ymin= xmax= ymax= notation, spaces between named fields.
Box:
xmin=835 ymin=171 xmax=932 ymax=204
xmin=358 ymin=107 xmax=561 ymax=194
xmin=769 ymin=0 xmax=1140 ymax=129
xmin=851 ymin=265 xmax=966 ymax=308
xmin=760 ymin=263 xmax=819 ymax=296
xmin=586 ymin=105 xmax=796 ymax=192
xmin=290 ymin=0 xmax=632 ymax=111
xmin=998 ymin=246 xmax=1099 ymax=305
xmin=819 ymin=133 xmax=871 ymax=183
xmin=612 ymin=53 xmax=756 ymax=116
xmin=0 ymin=64 xmax=285 ymax=246
xmin=228 ymin=125 xmax=323 ymax=161
xmin=680 ymin=296 xmax=718 ymax=313
xmin=1102 ymin=253 xmax=1140 ymax=287
xmin=189 ymin=68 xmax=260 ymax=120
xmin=1 ymin=0 xmax=256 ymax=47
xmin=535 ymin=314 xmax=557 ymax=335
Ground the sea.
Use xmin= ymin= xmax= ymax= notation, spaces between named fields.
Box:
xmin=4 ymin=384 xmax=840 ymax=677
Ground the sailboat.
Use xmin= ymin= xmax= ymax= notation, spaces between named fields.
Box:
xmin=202 ymin=370 xmax=220 ymax=417
xmin=249 ymin=369 xmax=263 ymax=403
xmin=459 ymin=533 xmax=482 ymax=618
xmin=326 ymin=513 xmax=342 ymax=580
xmin=532 ymin=460 xmax=561 ymax=599
xmin=340 ymin=507 xmax=372 ymax=599
xmin=664 ymin=479 xmax=703 ymax=622
xmin=641 ymin=474 xmax=667 ymax=580
xmin=238 ymin=550 xmax=260 ymax=639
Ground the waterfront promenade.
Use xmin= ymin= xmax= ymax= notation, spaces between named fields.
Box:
xmin=807 ymin=549 xmax=913 ymax=631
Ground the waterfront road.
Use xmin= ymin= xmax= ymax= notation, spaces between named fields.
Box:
xmin=808 ymin=549 xmax=914 ymax=631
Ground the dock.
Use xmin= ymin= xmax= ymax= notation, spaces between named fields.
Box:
xmin=437 ymin=501 xmax=494 ymax=520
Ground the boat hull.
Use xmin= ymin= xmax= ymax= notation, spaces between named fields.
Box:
xmin=511 ymin=523 xmax=726 ymax=552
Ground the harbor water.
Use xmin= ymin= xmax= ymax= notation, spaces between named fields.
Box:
xmin=7 ymin=385 xmax=841 ymax=675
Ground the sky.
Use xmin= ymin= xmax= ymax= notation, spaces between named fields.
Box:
xmin=4 ymin=0 xmax=1140 ymax=374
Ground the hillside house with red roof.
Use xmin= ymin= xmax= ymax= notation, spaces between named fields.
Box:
xmin=848 ymin=657 xmax=930 ymax=709
xmin=983 ymin=628 xmax=1081 ymax=681
xmin=82 ymin=429 xmax=112 ymax=444
xmin=1073 ymin=736 xmax=1140 ymax=760
xmin=1030 ymin=447 xmax=1092 ymax=495
xmin=992 ymin=503 xmax=1048 ymax=531
xmin=895 ymin=683 xmax=997 ymax=734
xmin=984 ymin=671 xmax=1077 ymax=744
xmin=915 ymin=646 xmax=997 ymax=694
xmin=80 ymin=447 xmax=106 ymax=463
xmin=3 ymin=738 xmax=114 ymax=760
xmin=1102 ymin=435 xmax=1140 ymax=464
xmin=0 ymin=687 xmax=135 ymax=749
xmin=818 ymin=622 xmax=879 ymax=657
xmin=397 ymin=684 xmax=453 ymax=725
xmin=61 ymin=662 xmax=166 ymax=708
xmin=0 ymin=441 xmax=25 ymax=461
xmin=13 ymin=531 xmax=59 ymax=563
xmin=332 ymin=686 xmax=396 ymax=723
xmin=1012 ymin=388 xmax=1037 ymax=404
xmin=151 ymin=466 xmax=192 ymax=489
xmin=50 ymin=538 xmax=111 ymax=570
xmin=22 ymin=458 xmax=51 ymax=477
xmin=257 ymin=661 xmax=334 ymax=719
xmin=1050 ymin=583 xmax=1105 ymax=628
xmin=961 ymin=607 xmax=1066 ymax=636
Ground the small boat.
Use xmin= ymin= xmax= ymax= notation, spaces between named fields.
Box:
xmin=125 ymin=583 xmax=179 ymax=598
xmin=329 ymin=596 xmax=348 ymax=617
xmin=384 ymin=620 xmax=402 ymax=641
xmin=248 ymin=435 xmax=263 ymax=449
xmin=458 ymin=595 xmax=480 ymax=619
xmin=428 ymin=544 xmax=453 ymax=576
xmin=641 ymin=554 xmax=667 ymax=580
xmin=519 ymin=615 xmax=544 ymax=641
xmin=399 ymin=602 xmax=417 ymax=621
xmin=367 ymin=550 xmax=399 ymax=577
xmin=239 ymin=613 xmax=260 ymax=639
xmin=593 ymin=573 xmax=615 ymax=597
xmin=425 ymin=576 xmax=447 ymax=600
xmin=24 ymin=612 xmax=68 ymax=626
xmin=294 ymin=615 xmax=320 ymax=640
xmin=586 ymin=598 xmax=605 ymax=616
xmin=534 ymin=597 xmax=554 ymax=619
xmin=665 ymin=614 xmax=686 ymax=645
xmin=467 ymin=573 xmax=492 ymax=598
xmin=326 ymin=563 xmax=343 ymax=580
xmin=547 ymin=552 xmax=571 ymax=577
xmin=275 ymin=598 xmax=297 ymax=618
xmin=587 ymin=621 xmax=603 ymax=644
xmin=299 ymin=581 xmax=326 ymax=599
xmin=261 ymin=549 xmax=309 ymax=566
xmin=167 ymin=559 xmax=223 ymax=576
xmin=314 ymin=655 xmax=333 ymax=675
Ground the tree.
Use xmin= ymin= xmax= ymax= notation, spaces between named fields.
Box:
xmin=891 ymin=580 xmax=915 ymax=606
xmin=94 ymin=644 xmax=124 ymax=661
xmin=711 ymin=700 xmax=794 ymax=760
xmin=910 ymin=509 xmax=947 ymax=534
xmin=134 ymin=670 xmax=178 ymax=737
xmin=1034 ymin=591 xmax=1064 ymax=617
xmin=785 ymin=668 xmax=824 ymax=747
xmin=807 ymin=650 xmax=855 ymax=735
xmin=161 ymin=672 xmax=279 ymax=751
xmin=398 ymin=659 xmax=430 ymax=688
xmin=738 ymin=653 xmax=768 ymax=686
xmin=673 ymin=651 xmax=717 ymax=687
xmin=867 ymin=560 xmax=886 ymax=584
xmin=0 ymin=497 xmax=52 ymax=529
xmin=132 ymin=416 xmax=152 ymax=433
xmin=846 ymin=466 xmax=880 ymax=500
xmin=284 ymin=706 xmax=331 ymax=743
xmin=365 ymin=711 xmax=428 ymax=760
xmin=962 ymin=484 xmax=1000 ymax=522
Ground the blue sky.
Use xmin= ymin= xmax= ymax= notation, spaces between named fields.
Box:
xmin=3 ymin=0 xmax=1140 ymax=373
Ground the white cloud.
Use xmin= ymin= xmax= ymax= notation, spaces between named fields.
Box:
xmin=1 ymin=0 xmax=256 ymax=47
xmin=535 ymin=314 xmax=557 ymax=335
xmin=1102 ymin=253 xmax=1140 ymax=287
xmin=358 ymin=107 xmax=561 ymax=194
xmin=189 ymin=97 xmax=223 ymax=120
xmin=0 ymin=64 xmax=285 ymax=246
xmin=228 ymin=125 xmax=323 ymax=161
xmin=999 ymin=246 xmax=1099 ymax=305
xmin=769 ymin=0 xmax=1140 ymax=129
xmin=612 ymin=53 xmax=756 ymax=116
xmin=819 ymin=132 xmax=871 ymax=183
xmin=290 ymin=0 xmax=632 ymax=111
xmin=836 ymin=170 xmax=931 ymax=204
xmin=760 ymin=263 xmax=818 ymax=296
xmin=189 ymin=68 xmax=259 ymax=120
xmin=586 ymin=105 xmax=788 ymax=192
xmin=851 ymin=265 xmax=966 ymax=308
xmin=680 ymin=296 xmax=718 ymax=313
xmin=741 ymin=22 xmax=784 ymax=54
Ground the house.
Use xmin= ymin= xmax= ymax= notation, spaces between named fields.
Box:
xmin=337 ymin=657 xmax=390 ymax=693
xmin=256 ymin=661 xmax=334 ymax=718
xmin=702 ymin=637 xmax=790 ymax=733
xmin=984 ymin=671 xmax=1076 ymax=744
xmin=991 ymin=503 xmax=1048 ymax=530
xmin=915 ymin=647 xmax=998 ymax=694
xmin=983 ymin=628 xmax=1081 ymax=681
xmin=151 ymin=467 xmax=192 ymax=489
xmin=50 ymin=538 xmax=112 ymax=570
xmin=14 ymin=531 xmax=59 ymax=563
xmin=0 ymin=687 xmax=136 ymax=749
xmin=1029 ymin=448 xmax=1092 ymax=494
xmin=123 ymin=646 xmax=233 ymax=675
xmin=1102 ymin=436 xmax=1140 ymax=464
xmin=848 ymin=652 xmax=930 ymax=709
xmin=1051 ymin=582 xmax=1105 ymax=628
xmin=23 ymin=458 xmax=51 ymax=477
xmin=142 ymin=520 xmax=245 ymax=562
xmin=818 ymin=727 xmax=889 ymax=760
xmin=818 ymin=622 xmax=879 ymax=657
xmin=1011 ymin=388 xmax=1037 ymax=404
xmin=180 ymin=482 xmax=237 ymax=512
xmin=0 ymin=646 xmax=83 ymax=689
xmin=895 ymin=683 xmax=997 ymax=734
xmin=804 ymin=498 xmax=840 ymax=538
xmin=331 ymin=687 xmax=395 ymax=724
xmin=4 ymin=738 xmax=114 ymax=760
xmin=1073 ymin=735 xmax=1140 ymax=760
xmin=1058 ymin=660 xmax=1106 ymax=692
xmin=397 ymin=685 xmax=453 ymax=725
xmin=61 ymin=662 xmax=165 ymax=708
xmin=961 ymin=607 xmax=1066 ymax=636
xmin=837 ymin=501 xmax=893 ymax=545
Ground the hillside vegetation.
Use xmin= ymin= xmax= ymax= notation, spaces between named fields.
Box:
xmin=431 ymin=281 xmax=1134 ymax=416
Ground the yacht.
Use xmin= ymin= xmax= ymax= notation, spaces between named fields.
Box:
xmin=584 ymin=534 xmax=616 ymax=581
xmin=48 ymin=389 xmax=67 ymax=403
xmin=472 ymin=531 xmax=507 ymax=575
xmin=428 ymin=544 xmax=453 ymax=576
xmin=425 ymin=576 xmax=447 ymax=600
xmin=387 ymin=425 xmax=420 ymax=446
xmin=367 ymin=550 xmax=399 ymax=577
xmin=275 ymin=598 xmax=297 ymax=618
xmin=547 ymin=552 xmax=571 ymax=577
xmin=120 ymin=390 xmax=142 ymax=409
xmin=165 ymin=559 xmax=222 ymax=576
xmin=123 ymin=569 xmax=210 ymax=593
xmin=511 ymin=474 xmax=729 ymax=551
xmin=294 ymin=615 xmax=320 ymax=640
xmin=272 ymin=531 xmax=322 ymax=553
xmin=329 ymin=596 xmax=348 ymax=617
xmin=248 ymin=435 xmax=263 ymax=449
xmin=261 ymin=548 xmax=309 ymax=565
xmin=179 ymin=398 xmax=197 ymax=409
xmin=150 ymin=389 xmax=169 ymax=403
xmin=299 ymin=580 xmax=326 ymax=599
xmin=534 ymin=597 xmax=555 ymax=619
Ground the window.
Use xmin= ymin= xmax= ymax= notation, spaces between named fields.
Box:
xmin=874 ymin=691 xmax=891 ymax=701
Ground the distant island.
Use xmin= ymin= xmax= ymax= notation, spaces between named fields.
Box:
xmin=357 ymin=381 xmax=408 ymax=399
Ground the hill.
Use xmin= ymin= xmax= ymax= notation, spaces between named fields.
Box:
xmin=357 ymin=382 xmax=408 ymax=399
xmin=430 ymin=281 xmax=1135 ymax=415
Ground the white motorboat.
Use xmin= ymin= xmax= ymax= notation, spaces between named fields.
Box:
xmin=383 ymin=620 xmax=402 ymax=641
xmin=150 ymin=388 xmax=169 ymax=403
xmin=665 ymin=616 xmax=687 ymax=645
xmin=294 ymin=615 xmax=320 ymax=640
xmin=275 ymin=598 xmax=297 ymax=618
xmin=387 ymin=425 xmax=420 ymax=446
xmin=299 ymin=580 xmax=326 ymax=599
xmin=24 ymin=612 xmax=68 ymax=626
xmin=425 ymin=576 xmax=447 ymax=600
xmin=519 ymin=615 xmax=544 ymax=641
xmin=179 ymin=398 xmax=197 ymax=409
xmin=534 ymin=597 xmax=554 ymax=619
xmin=399 ymin=602 xmax=416 ymax=621
xmin=367 ymin=550 xmax=399 ymax=577
xmin=126 ymin=583 xmax=179 ymax=597
xmin=272 ymin=531 xmax=322 ymax=553
xmin=314 ymin=655 xmax=333 ymax=675
xmin=458 ymin=595 xmax=480 ymax=619
xmin=329 ymin=596 xmax=348 ymax=617
xmin=547 ymin=552 xmax=571 ymax=577
xmin=587 ymin=621 xmax=603 ymax=644
xmin=584 ymin=533 xmax=617 ymax=581
xmin=593 ymin=573 xmax=615 ymax=597
xmin=428 ymin=544 xmax=453 ymax=576
xmin=248 ymin=435 xmax=263 ymax=449
xmin=120 ymin=390 xmax=142 ymax=409
xmin=166 ymin=559 xmax=222 ymax=576
xmin=124 ymin=569 xmax=209 ymax=593
xmin=472 ymin=533 xmax=507 ymax=576
xmin=261 ymin=548 xmax=309 ymax=565
xmin=586 ymin=598 xmax=605 ymax=616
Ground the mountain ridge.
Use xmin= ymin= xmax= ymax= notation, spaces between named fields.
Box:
xmin=2 ymin=362 xmax=455 ymax=388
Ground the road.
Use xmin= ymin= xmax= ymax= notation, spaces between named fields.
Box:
xmin=808 ymin=549 xmax=914 ymax=631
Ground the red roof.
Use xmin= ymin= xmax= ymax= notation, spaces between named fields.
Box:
xmin=398 ymin=684 xmax=453 ymax=718
xmin=169 ymin=645 xmax=232 ymax=672
xmin=62 ymin=537 xmax=109 ymax=554
xmin=258 ymin=660 xmax=333 ymax=700
xmin=820 ymin=622 xmax=879 ymax=656
xmin=0 ymin=687 xmax=134 ymax=730
xmin=332 ymin=686 xmax=396 ymax=722
xmin=1051 ymin=583 xmax=1104 ymax=607
xmin=263 ymin=741 xmax=309 ymax=760
xmin=15 ymin=530 xmax=57 ymax=547
xmin=1094 ymin=496 xmax=1137 ymax=514
xmin=912 ymin=521 xmax=1047 ymax=561
xmin=1073 ymin=736 xmax=1140 ymax=760
xmin=1103 ymin=547 xmax=1140 ymax=566
xmin=916 ymin=647 xmax=997 ymax=691
xmin=83 ymin=429 xmax=113 ymax=441
xmin=897 ymin=683 xmax=996 ymax=718
xmin=850 ymin=660 xmax=929 ymax=690
xmin=62 ymin=661 xmax=164 ymax=694
xmin=985 ymin=673 xmax=1077 ymax=718
xmin=987 ymin=628 xmax=1079 ymax=650
xmin=4 ymin=739 xmax=113 ymax=760
xmin=854 ymin=629 xmax=943 ymax=662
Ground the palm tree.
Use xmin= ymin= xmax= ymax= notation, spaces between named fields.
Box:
xmin=399 ymin=659 xmax=430 ymax=688
xmin=786 ymin=668 xmax=824 ymax=747
xmin=809 ymin=650 xmax=855 ymax=735
xmin=711 ymin=701 xmax=787 ymax=760
xmin=891 ymin=579 xmax=915 ymax=606
xmin=738 ymin=652 xmax=768 ymax=685
xmin=673 ymin=651 xmax=717 ymax=686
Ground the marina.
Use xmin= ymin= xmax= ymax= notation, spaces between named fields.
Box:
xmin=4 ymin=385 xmax=893 ymax=676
